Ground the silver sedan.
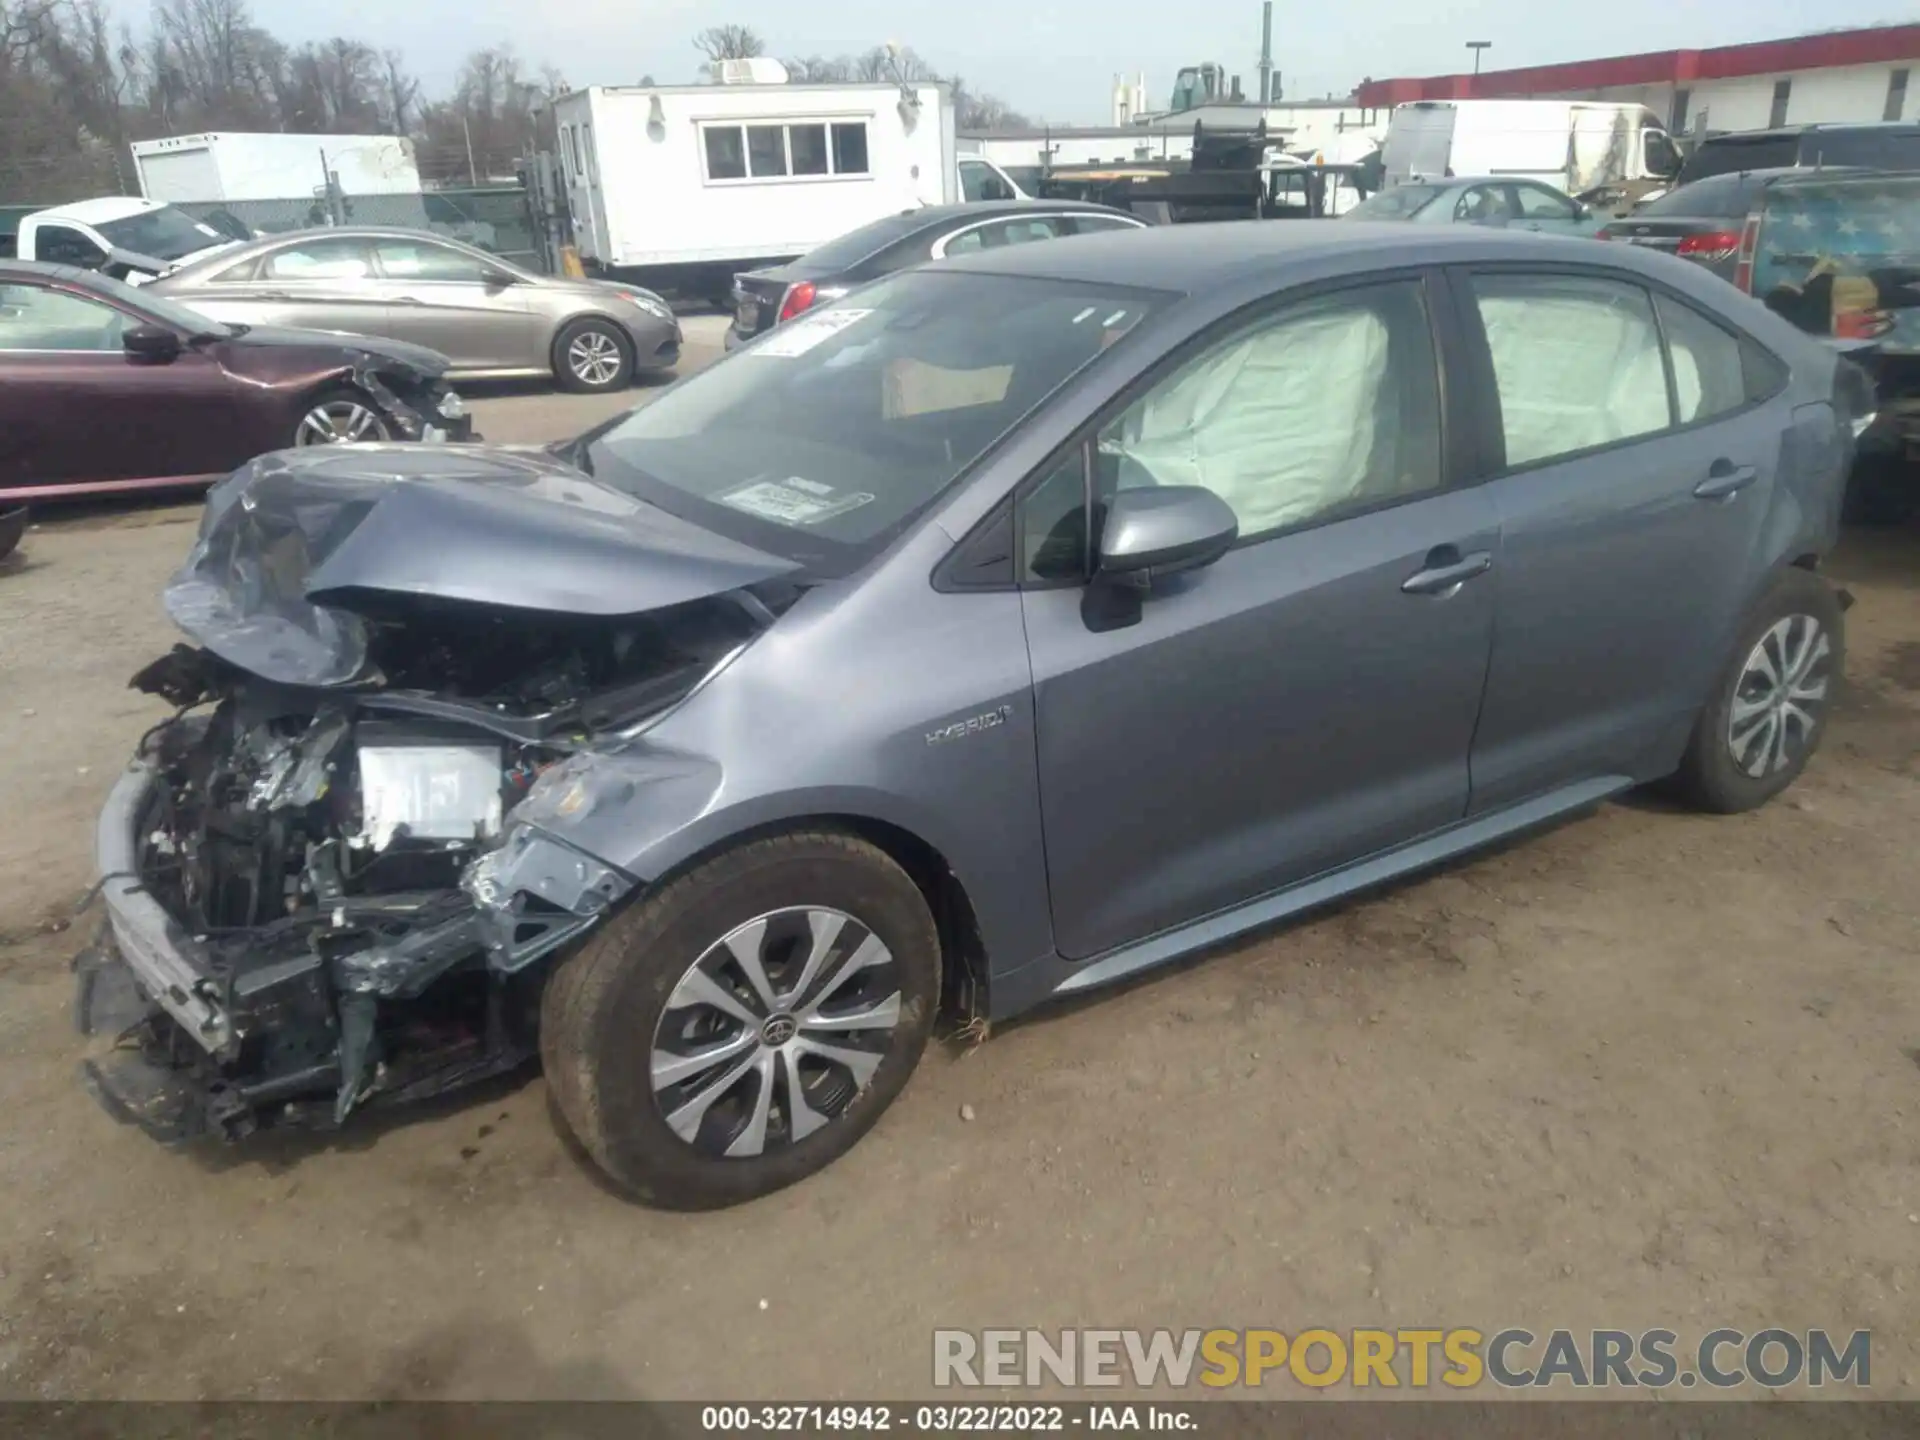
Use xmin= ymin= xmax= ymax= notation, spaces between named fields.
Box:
xmin=149 ymin=227 xmax=681 ymax=392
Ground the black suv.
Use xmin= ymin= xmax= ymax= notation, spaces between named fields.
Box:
xmin=1675 ymin=122 xmax=1920 ymax=186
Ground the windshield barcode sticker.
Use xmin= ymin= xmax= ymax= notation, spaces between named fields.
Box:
xmin=718 ymin=478 xmax=875 ymax=526
xmin=749 ymin=308 xmax=872 ymax=358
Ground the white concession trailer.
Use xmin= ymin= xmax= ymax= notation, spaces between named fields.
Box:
xmin=548 ymin=78 xmax=957 ymax=299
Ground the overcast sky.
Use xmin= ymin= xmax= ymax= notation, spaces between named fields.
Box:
xmin=241 ymin=0 xmax=1908 ymax=122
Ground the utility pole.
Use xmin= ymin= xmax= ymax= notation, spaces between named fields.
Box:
xmin=1466 ymin=41 xmax=1491 ymax=77
xmin=462 ymin=113 xmax=479 ymax=185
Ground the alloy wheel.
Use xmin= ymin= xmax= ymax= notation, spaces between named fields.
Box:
xmin=567 ymin=330 xmax=623 ymax=387
xmin=649 ymin=907 xmax=904 ymax=1159
xmin=296 ymin=400 xmax=385 ymax=445
xmin=1727 ymin=613 xmax=1832 ymax=778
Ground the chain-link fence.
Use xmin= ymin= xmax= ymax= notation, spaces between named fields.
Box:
xmin=0 ymin=185 xmax=545 ymax=271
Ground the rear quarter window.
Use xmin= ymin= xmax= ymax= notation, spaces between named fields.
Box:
xmin=1741 ymin=337 xmax=1790 ymax=403
xmin=1804 ymin=129 xmax=1920 ymax=169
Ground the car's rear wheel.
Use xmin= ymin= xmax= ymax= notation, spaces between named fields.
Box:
xmin=1671 ymin=568 xmax=1844 ymax=813
xmin=554 ymin=317 xmax=633 ymax=393
xmin=295 ymin=389 xmax=390 ymax=446
xmin=541 ymin=832 xmax=940 ymax=1209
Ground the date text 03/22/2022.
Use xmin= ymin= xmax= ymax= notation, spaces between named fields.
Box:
xmin=700 ymin=1404 xmax=1196 ymax=1432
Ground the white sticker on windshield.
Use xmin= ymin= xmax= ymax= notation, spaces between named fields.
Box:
xmin=750 ymin=308 xmax=872 ymax=358
xmin=719 ymin=478 xmax=876 ymax=526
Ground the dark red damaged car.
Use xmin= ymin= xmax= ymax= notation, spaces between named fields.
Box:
xmin=0 ymin=260 xmax=474 ymax=560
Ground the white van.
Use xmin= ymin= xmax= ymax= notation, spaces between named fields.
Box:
xmin=1383 ymin=100 xmax=1681 ymax=202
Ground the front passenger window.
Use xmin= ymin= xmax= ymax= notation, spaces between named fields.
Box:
xmin=1470 ymin=273 xmax=1669 ymax=467
xmin=1094 ymin=280 xmax=1443 ymax=539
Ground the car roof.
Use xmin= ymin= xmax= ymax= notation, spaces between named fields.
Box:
xmin=1703 ymin=121 xmax=1920 ymax=142
xmin=29 ymin=196 xmax=167 ymax=224
xmin=934 ymin=221 xmax=1632 ymax=292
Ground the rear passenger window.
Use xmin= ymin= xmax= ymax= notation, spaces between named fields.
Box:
xmin=1470 ymin=273 xmax=1668 ymax=467
xmin=1655 ymin=296 xmax=1746 ymax=422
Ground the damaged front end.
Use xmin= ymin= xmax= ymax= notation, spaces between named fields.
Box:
xmin=81 ymin=446 xmax=798 ymax=1142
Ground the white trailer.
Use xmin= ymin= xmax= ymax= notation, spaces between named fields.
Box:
xmin=131 ymin=132 xmax=423 ymax=203
xmin=549 ymin=79 xmax=956 ymax=299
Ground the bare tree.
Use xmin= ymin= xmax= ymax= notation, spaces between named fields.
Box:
xmin=379 ymin=48 xmax=418 ymax=134
xmin=693 ymin=23 xmax=762 ymax=63
xmin=784 ymin=54 xmax=852 ymax=83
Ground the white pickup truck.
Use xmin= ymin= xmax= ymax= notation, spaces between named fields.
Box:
xmin=9 ymin=196 xmax=243 ymax=283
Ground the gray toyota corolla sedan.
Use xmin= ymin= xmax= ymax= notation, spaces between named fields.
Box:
xmin=149 ymin=227 xmax=680 ymax=392
xmin=82 ymin=224 xmax=1867 ymax=1208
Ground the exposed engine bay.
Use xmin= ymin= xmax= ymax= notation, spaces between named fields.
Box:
xmin=79 ymin=446 xmax=799 ymax=1141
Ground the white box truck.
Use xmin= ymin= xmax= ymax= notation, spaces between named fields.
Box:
xmin=1382 ymin=100 xmax=1681 ymax=204
xmin=131 ymin=132 xmax=424 ymax=203
xmin=549 ymin=76 xmax=958 ymax=301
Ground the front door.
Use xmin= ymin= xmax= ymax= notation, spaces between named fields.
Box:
xmin=1456 ymin=267 xmax=1785 ymax=810
xmin=0 ymin=278 xmax=236 ymax=497
xmin=1507 ymin=181 xmax=1592 ymax=236
xmin=1019 ymin=276 xmax=1500 ymax=960
xmin=367 ymin=236 xmax=542 ymax=370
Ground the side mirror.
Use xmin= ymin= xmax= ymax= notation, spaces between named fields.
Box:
xmin=1097 ymin=485 xmax=1238 ymax=579
xmin=484 ymin=270 xmax=519 ymax=287
xmin=122 ymin=324 xmax=182 ymax=363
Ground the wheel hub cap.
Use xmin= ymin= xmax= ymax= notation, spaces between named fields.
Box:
xmin=297 ymin=401 xmax=380 ymax=445
xmin=568 ymin=332 xmax=620 ymax=384
xmin=1728 ymin=613 xmax=1831 ymax=778
xmin=649 ymin=907 xmax=903 ymax=1160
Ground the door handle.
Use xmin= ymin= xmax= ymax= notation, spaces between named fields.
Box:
xmin=252 ymin=290 xmax=291 ymax=301
xmin=1401 ymin=548 xmax=1493 ymax=597
xmin=1693 ymin=460 xmax=1757 ymax=501
xmin=393 ymin=295 xmax=424 ymax=305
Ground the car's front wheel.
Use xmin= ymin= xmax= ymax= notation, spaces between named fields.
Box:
xmin=541 ymin=832 xmax=940 ymax=1208
xmin=1671 ymin=568 xmax=1845 ymax=813
xmin=295 ymin=389 xmax=390 ymax=446
xmin=554 ymin=317 xmax=633 ymax=393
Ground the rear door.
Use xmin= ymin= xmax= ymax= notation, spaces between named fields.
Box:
xmin=367 ymin=236 xmax=541 ymax=369
xmin=188 ymin=235 xmax=389 ymax=339
xmin=1453 ymin=265 xmax=1789 ymax=810
xmin=0 ymin=278 xmax=235 ymax=498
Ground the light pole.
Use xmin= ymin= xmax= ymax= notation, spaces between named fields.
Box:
xmin=1466 ymin=41 xmax=1491 ymax=76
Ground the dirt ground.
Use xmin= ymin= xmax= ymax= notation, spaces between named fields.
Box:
xmin=2 ymin=320 xmax=1918 ymax=1400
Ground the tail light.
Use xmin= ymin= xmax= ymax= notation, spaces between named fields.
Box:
xmin=777 ymin=281 xmax=818 ymax=322
xmin=1732 ymin=214 xmax=1763 ymax=293
xmin=1676 ymin=230 xmax=1742 ymax=262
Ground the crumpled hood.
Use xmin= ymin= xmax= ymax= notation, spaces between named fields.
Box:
xmin=164 ymin=445 xmax=800 ymax=687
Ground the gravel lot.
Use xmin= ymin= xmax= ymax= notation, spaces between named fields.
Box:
xmin=1 ymin=312 xmax=1917 ymax=1400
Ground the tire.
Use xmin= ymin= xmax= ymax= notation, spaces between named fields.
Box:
xmin=541 ymin=832 xmax=940 ymax=1209
xmin=553 ymin=316 xmax=633 ymax=393
xmin=1670 ymin=568 xmax=1845 ymax=814
xmin=294 ymin=388 xmax=391 ymax=446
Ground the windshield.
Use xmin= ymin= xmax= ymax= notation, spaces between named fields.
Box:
xmin=792 ymin=211 xmax=931 ymax=274
xmin=95 ymin=206 xmax=227 ymax=262
xmin=585 ymin=269 xmax=1166 ymax=570
xmin=1345 ymin=184 xmax=1442 ymax=219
